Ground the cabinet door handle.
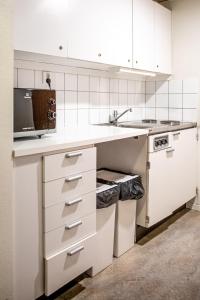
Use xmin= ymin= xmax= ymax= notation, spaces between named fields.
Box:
xmin=173 ymin=132 xmax=180 ymax=136
xmin=65 ymin=220 xmax=82 ymax=230
xmin=65 ymin=174 xmax=82 ymax=182
xmin=65 ymin=151 xmax=82 ymax=158
xmin=65 ymin=197 xmax=82 ymax=206
xmin=67 ymin=245 xmax=84 ymax=256
xmin=166 ymin=148 xmax=175 ymax=153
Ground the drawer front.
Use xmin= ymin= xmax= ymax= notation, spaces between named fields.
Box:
xmin=44 ymin=212 xmax=96 ymax=257
xmin=43 ymin=170 xmax=96 ymax=207
xmin=45 ymin=234 xmax=96 ymax=296
xmin=43 ymin=147 xmax=96 ymax=182
xmin=44 ymin=191 xmax=96 ymax=232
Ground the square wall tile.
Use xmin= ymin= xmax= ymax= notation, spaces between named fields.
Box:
xmin=135 ymin=81 xmax=145 ymax=94
xmin=119 ymin=79 xmax=128 ymax=93
xmin=90 ymin=109 xmax=99 ymax=124
xmin=128 ymin=108 xmax=145 ymax=121
xmin=56 ymin=110 xmax=65 ymax=131
xmin=65 ymin=109 xmax=78 ymax=126
xmin=169 ymin=94 xmax=182 ymax=108
xmin=119 ymin=94 xmax=128 ymax=108
xmin=78 ymin=75 xmax=89 ymax=91
xmin=128 ymin=80 xmax=135 ymax=93
xmin=156 ymin=80 xmax=169 ymax=94
xmin=146 ymin=94 xmax=156 ymax=108
xmin=65 ymin=91 xmax=77 ymax=109
xmin=56 ymin=91 xmax=65 ymax=110
xmin=156 ymin=94 xmax=168 ymax=108
xmin=128 ymin=94 xmax=135 ymax=107
xmin=18 ymin=69 xmax=34 ymax=88
xmin=78 ymin=91 xmax=90 ymax=108
xmin=169 ymin=109 xmax=182 ymax=121
xmin=156 ymin=108 xmax=168 ymax=120
xmin=65 ymin=74 xmax=77 ymax=91
xmin=110 ymin=93 xmax=119 ymax=108
xmin=110 ymin=79 xmax=119 ymax=93
xmin=90 ymin=92 xmax=100 ymax=108
xmin=135 ymin=94 xmax=145 ymax=107
xmin=117 ymin=108 xmax=129 ymax=122
xmin=90 ymin=76 xmax=100 ymax=92
xmin=145 ymin=108 xmax=156 ymax=119
xmin=55 ymin=72 xmax=65 ymax=90
xmin=183 ymin=94 xmax=198 ymax=109
xmin=183 ymin=78 xmax=199 ymax=94
xmin=100 ymin=77 xmax=109 ymax=92
xmin=99 ymin=109 xmax=110 ymax=123
xmin=169 ymin=80 xmax=182 ymax=93
xmin=14 ymin=68 xmax=18 ymax=88
xmin=183 ymin=109 xmax=198 ymax=122
xmin=99 ymin=93 xmax=109 ymax=108
xmin=146 ymin=81 xmax=155 ymax=94
xmin=78 ymin=109 xmax=89 ymax=125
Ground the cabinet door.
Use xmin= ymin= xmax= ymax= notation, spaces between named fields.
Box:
xmin=155 ymin=3 xmax=172 ymax=74
xmin=133 ymin=0 xmax=155 ymax=72
xmin=14 ymin=0 xmax=68 ymax=57
xmin=67 ymin=0 xmax=132 ymax=67
xmin=148 ymin=149 xmax=175 ymax=227
xmin=171 ymin=128 xmax=197 ymax=210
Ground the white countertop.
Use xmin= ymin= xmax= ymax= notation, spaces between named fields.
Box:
xmin=13 ymin=125 xmax=148 ymax=157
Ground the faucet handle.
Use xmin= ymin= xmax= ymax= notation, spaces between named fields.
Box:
xmin=113 ymin=110 xmax=118 ymax=118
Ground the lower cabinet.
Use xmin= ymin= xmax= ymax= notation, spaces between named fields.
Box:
xmin=45 ymin=233 xmax=96 ymax=296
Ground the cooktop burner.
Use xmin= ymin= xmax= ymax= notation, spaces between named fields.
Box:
xmin=142 ymin=119 xmax=157 ymax=124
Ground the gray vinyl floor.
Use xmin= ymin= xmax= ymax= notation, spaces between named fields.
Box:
xmin=54 ymin=209 xmax=200 ymax=300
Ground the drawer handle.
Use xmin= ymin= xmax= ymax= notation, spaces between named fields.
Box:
xmin=173 ymin=132 xmax=180 ymax=136
xmin=67 ymin=245 xmax=84 ymax=256
xmin=65 ymin=220 xmax=82 ymax=230
xmin=166 ymin=148 xmax=175 ymax=153
xmin=65 ymin=197 xmax=82 ymax=206
xmin=65 ymin=174 xmax=83 ymax=182
xmin=65 ymin=152 xmax=83 ymax=158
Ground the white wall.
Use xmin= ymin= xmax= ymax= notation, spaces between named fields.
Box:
xmin=171 ymin=0 xmax=200 ymax=207
xmin=0 ymin=0 xmax=14 ymax=299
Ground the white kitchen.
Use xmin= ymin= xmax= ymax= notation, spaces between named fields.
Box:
xmin=1 ymin=0 xmax=200 ymax=299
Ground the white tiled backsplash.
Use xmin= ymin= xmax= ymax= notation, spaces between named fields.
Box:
xmin=14 ymin=61 xmax=199 ymax=132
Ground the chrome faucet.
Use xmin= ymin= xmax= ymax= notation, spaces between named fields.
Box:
xmin=110 ymin=108 xmax=133 ymax=125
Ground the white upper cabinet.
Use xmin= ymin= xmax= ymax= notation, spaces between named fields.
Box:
xmin=14 ymin=0 xmax=68 ymax=57
xmin=155 ymin=2 xmax=172 ymax=74
xmin=132 ymin=0 xmax=155 ymax=72
xmin=66 ymin=0 xmax=132 ymax=67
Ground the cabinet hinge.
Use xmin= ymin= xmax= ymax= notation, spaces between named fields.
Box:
xmin=196 ymin=133 xmax=199 ymax=142
xmin=146 ymin=216 xmax=150 ymax=224
xmin=147 ymin=161 xmax=150 ymax=169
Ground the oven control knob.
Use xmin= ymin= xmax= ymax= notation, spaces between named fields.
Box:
xmin=48 ymin=98 xmax=56 ymax=105
xmin=48 ymin=111 xmax=56 ymax=120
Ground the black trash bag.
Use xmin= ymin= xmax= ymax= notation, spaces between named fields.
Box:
xmin=96 ymin=183 xmax=120 ymax=209
xmin=97 ymin=169 xmax=145 ymax=201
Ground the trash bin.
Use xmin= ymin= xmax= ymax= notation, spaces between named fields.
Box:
xmin=97 ymin=169 xmax=144 ymax=258
xmin=92 ymin=183 xmax=120 ymax=275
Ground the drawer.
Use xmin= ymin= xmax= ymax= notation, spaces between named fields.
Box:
xmin=45 ymin=233 xmax=96 ymax=296
xmin=44 ymin=191 xmax=96 ymax=232
xmin=43 ymin=147 xmax=96 ymax=182
xmin=44 ymin=212 xmax=96 ymax=257
xmin=43 ymin=169 xmax=96 ymax=207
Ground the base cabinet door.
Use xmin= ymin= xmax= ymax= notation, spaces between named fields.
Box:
xmin=171 ymin=128 xmax=197 ymax=210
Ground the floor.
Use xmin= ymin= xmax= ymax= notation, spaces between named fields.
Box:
xmin=53 ymin=209 xmax=200 ymax=300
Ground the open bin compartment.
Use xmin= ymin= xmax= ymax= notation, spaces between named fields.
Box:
xmin=92 ymin=183 xmax=120 ymax=275
xmin=97 ymin=169 xmax=144 ymax=257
